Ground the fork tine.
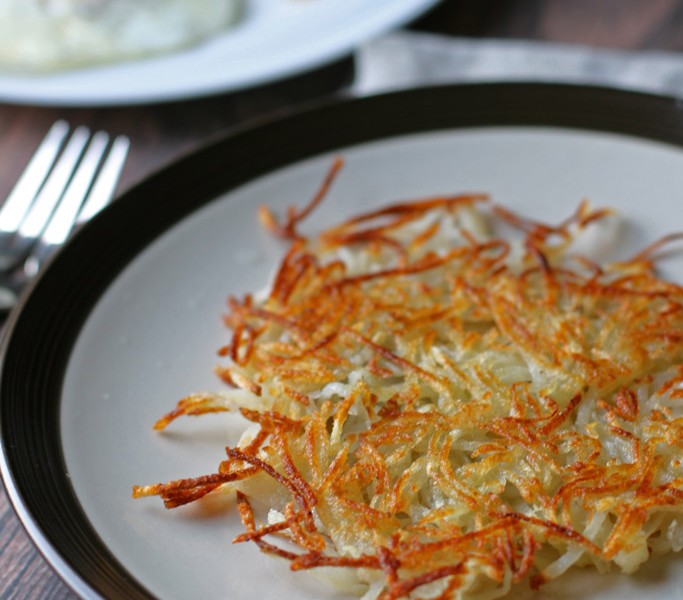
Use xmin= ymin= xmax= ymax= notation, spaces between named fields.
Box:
xmin=18 ymin=125 xmax=91 ymax=240
xmin=76 ymin=134 xmax=130 ymax=225
xmin=22 ymin=131 xmax=130 ymax=279
xmin=40 ymin=130 xmax=110 ymax=246
xmin=0 ymin=123 xmax=130 ymax=317
xmin=0 ymin=120 xmax=70 ymax=234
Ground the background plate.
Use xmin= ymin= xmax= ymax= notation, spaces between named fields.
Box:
xmin=1 ymin=83 xmax=683 ymax=599
xmin=0 ymin=0 xmax=440 ymax=106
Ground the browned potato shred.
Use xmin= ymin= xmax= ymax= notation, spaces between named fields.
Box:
xmin=133 ymin=160 xmax=683 ymax=599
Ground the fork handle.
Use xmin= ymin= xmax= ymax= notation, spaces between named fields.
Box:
xmin=0 ymin=231 xmax=33 ymax=272
xmin=22 ymin=239 xmax=55 ymax=280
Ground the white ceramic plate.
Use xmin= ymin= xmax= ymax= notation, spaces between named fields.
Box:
xmin=1 ymin=84 xmax=682 ymax=599
xmin=0 ymin=0 xmax=440 ymax=106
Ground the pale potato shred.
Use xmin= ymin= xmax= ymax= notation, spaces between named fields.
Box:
xmin=134 ymin=159 xmax=683 ymax=599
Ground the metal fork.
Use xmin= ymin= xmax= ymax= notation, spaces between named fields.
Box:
xmin=0 ymin=121 xmax=130 ymax=315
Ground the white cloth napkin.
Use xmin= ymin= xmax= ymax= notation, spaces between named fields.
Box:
xmin=353 ymin=31 xmax=683 ymax=97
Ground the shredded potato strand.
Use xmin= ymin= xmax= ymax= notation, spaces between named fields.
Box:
xmin=135 ymin=164 xmax=683 ymax=599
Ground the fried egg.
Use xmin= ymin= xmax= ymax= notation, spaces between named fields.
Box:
xmin=0 ymin=0 xmax=242 ymax=71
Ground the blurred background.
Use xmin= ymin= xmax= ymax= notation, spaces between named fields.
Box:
xmin=416 ymin=0 xmax=683 ymax=48
xmin=1 ymin=0 xmax=683 ymax=203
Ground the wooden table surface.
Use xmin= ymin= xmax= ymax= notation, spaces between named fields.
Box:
xmin=1 ymin=0 xmax=683 ymax=598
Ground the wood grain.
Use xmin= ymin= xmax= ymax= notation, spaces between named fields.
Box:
xmin=1 ymin=489 xmax=73 ymax=598
xmin=2 ymin=0 xmax=682 ymax=597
